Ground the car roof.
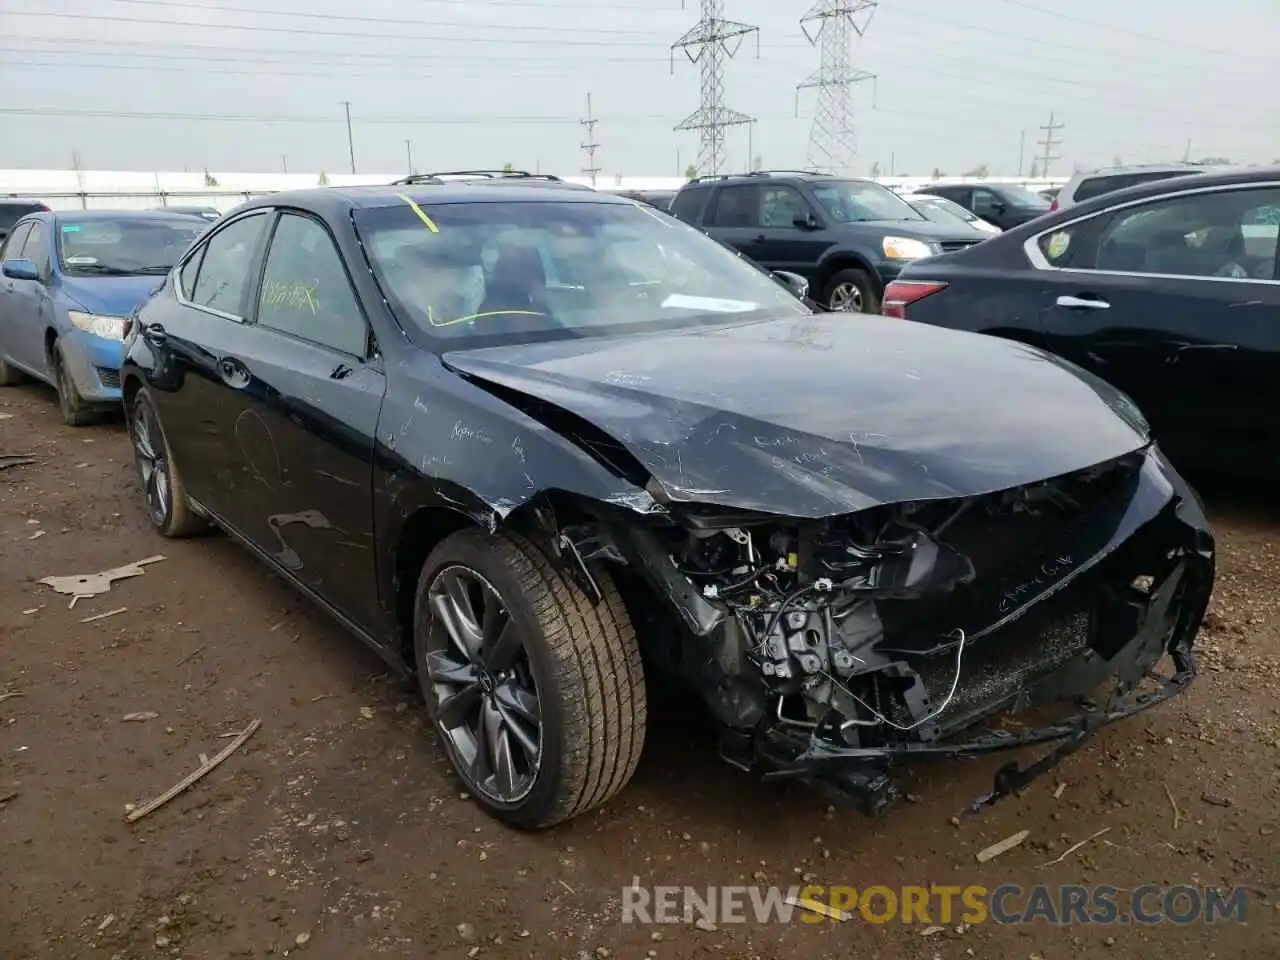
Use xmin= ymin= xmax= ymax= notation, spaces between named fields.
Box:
xmin=53 ymin=209 xmax=205 ymax=222
xmin=1037 ymin=165 xmax=1280 ymax=222
xmin=1070 ymin=162 xmax=1205 ymax=179
xmin=237 ymin=183 xmax=629 ymax=217
xmin=677 ymin=170 xmax=865 ymax=189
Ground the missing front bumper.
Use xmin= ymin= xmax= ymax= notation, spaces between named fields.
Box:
xmin=740 ymin=446 xmax=1215 ymax=815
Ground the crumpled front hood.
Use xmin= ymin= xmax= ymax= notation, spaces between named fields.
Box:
xmin=61 ymin=275 xmax=165 ymax=316
xmin=443 ymin=314 xmax=1150 ymax=518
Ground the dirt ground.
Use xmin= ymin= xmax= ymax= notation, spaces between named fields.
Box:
xmin=1 ymin=381 xmax=1276 ymax=960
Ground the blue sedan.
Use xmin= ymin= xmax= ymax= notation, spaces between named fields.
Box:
xmin=0 ymin=210 xmax=206 ymax=424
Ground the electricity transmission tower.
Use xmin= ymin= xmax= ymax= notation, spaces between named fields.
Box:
xmin=671 ymin=0 xmax=759 ymax=177
xmin=580 ymin=93 xmax=601 ymax=186
xmin=1037 ymin=111 xmax=1064 ymax=177
xmin=797 ymin=0 xmax=877 ymax=174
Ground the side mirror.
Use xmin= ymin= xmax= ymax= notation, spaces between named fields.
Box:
xmin=792 ymin=215 xmax=819 ymax=231
xmin=2 ymin=259 xmax=40 ymax=282
xmin=992 ymin=201 xmax=1008 ymax=214
xmin=773 ymin=270 xmax=810 ymax=300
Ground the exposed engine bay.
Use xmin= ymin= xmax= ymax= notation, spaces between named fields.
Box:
xmin=555 ymin=445 xmax=1214 ymax=814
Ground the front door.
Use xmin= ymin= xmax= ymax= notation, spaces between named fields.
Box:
xmin=751 ymin=184 xmax=830 ymax=282
xmin=10 ymin=221 xmax=55 ymax=375
xmin=219 ymin=210 xmax=386 ymax=630
xmin=1036 ymin=183 xmax=1280 ymax=475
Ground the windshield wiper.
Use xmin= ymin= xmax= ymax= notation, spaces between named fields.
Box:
xmin=65 ymin=263 xmax=135 ymax=275
xmin=135 ymin=265 xmax=174 ymax=275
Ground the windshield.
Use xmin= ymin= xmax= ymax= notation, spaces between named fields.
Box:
xmin=998 ymin=185 xmax=1052 ymax=210
xmin=354 ymin=199 xmax=810 ymax=345
xmin=809 ymin=180 xmax=925 ymax=223
xmin=58 ymin=217 xmax=204 ymax=276
xmin=910 ymin=196 xmax=975 ymax=225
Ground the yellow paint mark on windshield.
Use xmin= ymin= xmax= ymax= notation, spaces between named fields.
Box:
xmin=398 ymin=194 xmax=439 ymax=232
xmin=426 ymin=306 xmax=547 ymax=328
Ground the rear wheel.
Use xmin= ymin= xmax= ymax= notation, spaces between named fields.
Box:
xmin=128 ymin=388 xmax=204 ymax=537
xmin=823 ymin=267 xmax=879 ymax=314
xmin=51 ymin=342 xmax=96 ymax=426
xmin=414 ymin=528 xmax=646 ymax=829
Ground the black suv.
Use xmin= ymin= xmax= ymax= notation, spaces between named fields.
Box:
xmin=670 ymin=171 xmax=984 ymax=313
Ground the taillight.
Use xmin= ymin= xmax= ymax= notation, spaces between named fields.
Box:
xmin=881 ymin=280 xmax=948 ymax=318
xmin=1049 ymin=198 xmax=1059 ymax=211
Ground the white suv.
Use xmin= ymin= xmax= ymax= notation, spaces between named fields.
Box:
xmin=1051 ymin=163 xmax=1210 ymax=212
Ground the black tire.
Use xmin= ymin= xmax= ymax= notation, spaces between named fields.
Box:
xmin=822 ymin=267 xmax=879 ymax=314
xmin=50 ymin=342 xmax=97 ymax=426
xmin=414 ymin=528 xmax=646 ymax=829
xmin=0 ymin=355 xmax=27 ymax=386
xmin=127 ymin=388 xmax=205 ymax=537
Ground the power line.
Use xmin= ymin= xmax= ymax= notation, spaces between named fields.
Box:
xmin=796 ymin=0 xmax=876 ymax=174
xmin=580 ymin=93 xmax=601 ymax=187
xmin=0 ymin=10 xmax=679 ymax=47
xmin=671 ymin=0 xmax=759 ymax=177
xmin=0 ymin=106 xmax=670 ymax=125
xmin=991 ymin=0 xmax=1270 ymax=60
xmin=98 ymin=0 xmax=678 ymax=35
xmin=1037 ymin=110 xmax=1064 ymax=176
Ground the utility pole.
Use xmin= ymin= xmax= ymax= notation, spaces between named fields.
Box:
xmin=1037 ymin=110 xmax=1063 ymax=178
xmin=280 ymin=155 xmax=288 ymax=174
xmin=341 ymin=100 xmax=356 ymax=174
xmin=580 ymin=93 xmax=601 ymax=187
xmin=671 ymin=0 xmax=760 ymax=177
xmin=1182 ymin=138 xmax=1192 ymax=162
xmin=797 ymin=0 xmax=877 ymax=175
xmin=405 ymin=139 xmax=414 ymax=175
xmin=1017 ymin=129 xmax=1026 ymax=177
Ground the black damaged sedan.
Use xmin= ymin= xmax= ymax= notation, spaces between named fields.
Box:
xmin=120 ymin=182 xmax=1214 ymax=828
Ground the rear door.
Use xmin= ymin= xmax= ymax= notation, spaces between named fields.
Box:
xmin=0 ymin=221 xmax=34 ymax=366
xmin=701 ymin=183 xmax=766 ymax=262
xmin=1033 ymin=182 xmax=1280 ymax=474
xmin=145 ymin=210 xmax=274 ymax=514
xmin=219 ymin=209 xmax=386 ymax=629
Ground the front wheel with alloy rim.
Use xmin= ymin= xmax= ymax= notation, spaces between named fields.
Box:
xmin=127 ymin=389 xmax=205 ymax=537
xmin=822 ymin=267 xmax=879 ymax=315
xmin=414 ymin=528 xmax=646 ymax=829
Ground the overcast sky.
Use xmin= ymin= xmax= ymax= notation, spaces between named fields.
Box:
xmin=0 ymin=0 xmax=1275 ymax=177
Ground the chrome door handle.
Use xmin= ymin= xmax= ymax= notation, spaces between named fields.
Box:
xmin=1056 ymin=295 xmax=1110 ymax=310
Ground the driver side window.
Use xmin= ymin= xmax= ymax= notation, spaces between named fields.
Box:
xmin=971 ymin=189 xmax=1002 ymax=216
xmin=758 ymin=186 xmax=811 ymax=228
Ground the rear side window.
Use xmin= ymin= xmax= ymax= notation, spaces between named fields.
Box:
xmin=705 ymin=184 xmax=760 ymax=227
xmin=670 ymin=187 xmax=709 ymax=224
xmin=191 ymin=213 xmax=269 ymax=316
xmin=178 ymin=247 xmax=205 ymax=298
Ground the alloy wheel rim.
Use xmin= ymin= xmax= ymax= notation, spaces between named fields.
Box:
xmin=425 ymin=566 xmax=542 ymax=803
xmin=132 ymin=402 xmax=170 ymax=525
xmin=830 ymin=282 xmax=863 ymax=313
